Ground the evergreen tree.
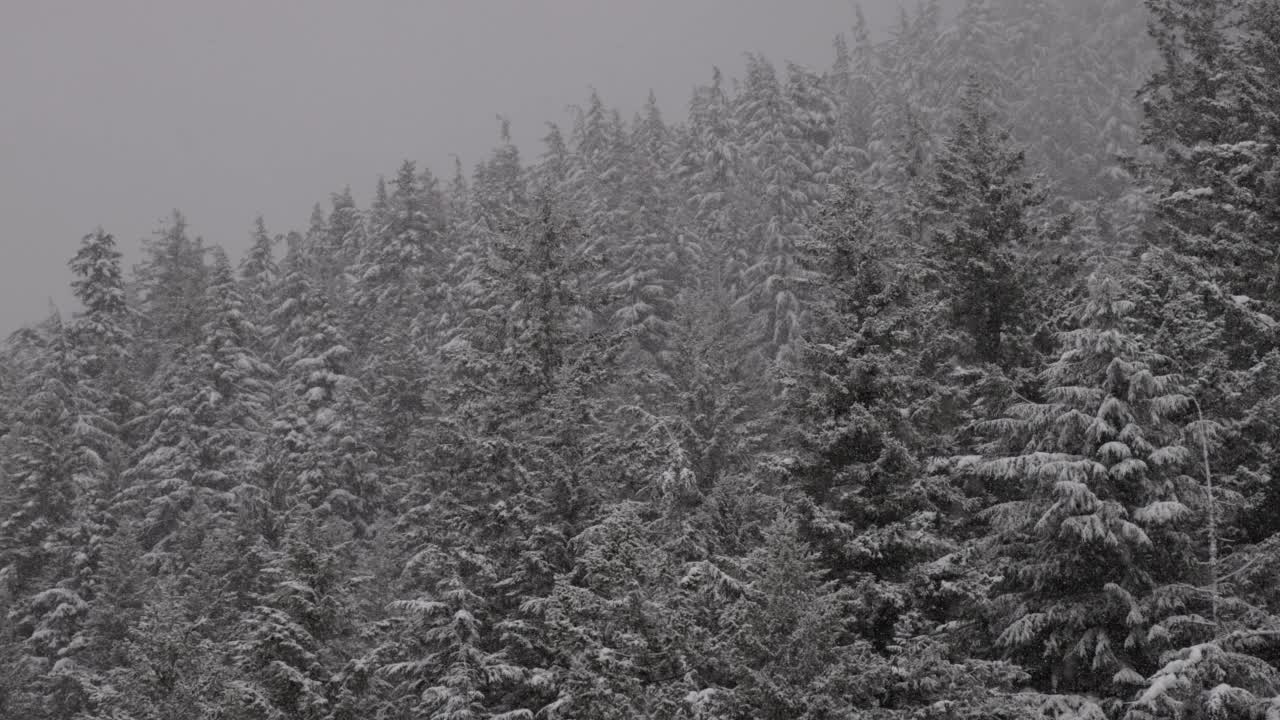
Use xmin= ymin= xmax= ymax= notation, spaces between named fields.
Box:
xmin=92 ymin=575 xmax=239 ymax=719
xmin=123 ymin=247 xmax=272 ymax=571
xmin=524 ymin=503 xmax=691 ymax=719
xmin=400 ymin=195 xmax=627 ymax=716
xmin=0 ymin=317 xmax=105 ymax=717
xmin=119 ymin=344 xmax=208 ymax=570
xmin=0 ymin=7 xmax=1271 ymax=717
xmin=67 ymin=228 xmax=136 ymax=516
xmin=1135 ymin=0 xmax=1280 ymax=544
xmin=272 ymin=242 xmax=374 ymax=533
xmin=134 ymin=210 xmax=209 ymax=364
xmin=674 ymin=67 xmax=739 ymax=289
xmin=734 ymin=54 xmax=819 ymax=365
xmin=973 ymin=273 xmax=1206 ymax=705
xmin=351 ymin=161 xmax=443 ymax=467
xmin=239 ymin=216 xmax=280 ymax=357
xmin=198 ymin=249 xmax=275 ymax=515
xmin=319 ymin=188 xmax=366 ymax=305
xmin=473 ymin=117 xmax=528 ymax=231
xmin=926 ymin=84 xmax=1066 ymax=366
xmin=380 ymin=571 xmax=527 ymax=719
xmin=531 ymin=122 xmax=572 ymax=196
xmin=699 ymin=514 xmax=864 ymax=718
xmin=606 ymin=92 xmax=687 ymax=362
xmin=788 ymin=181 xmax=960 ymax=592
xmin=1139 ymin=0 xmax=1278 ymax=304
xmin=232 ymin=515 xmax=361 ymax=720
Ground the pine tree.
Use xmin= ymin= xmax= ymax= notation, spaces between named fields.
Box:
xmin=272 ymin=242 xmax=375 ymax=533
xmin=92 ymin=574 xmax=239 ymax=719
xmin=523 ymin=503 xmax=691 ymax=719
xmin=67 ymin=228 xmax=136 ymax=507
xmin=997 ymin=0 xmax=1153 ymax=212
xmin=926 ymin=84 xmax=1065 ymax=367
xmin=606 ymin=92 xmax=687 ymax=362
xmin=60 ymin=229 xmax=137 ymax=713
xmin=319 ymin=188 xmax=366 ymax=305
xmin=473 ymin=117 xmax=528 ymax=231
xmin=197 ymin=248 xmax=275 ymax=515
xmin=703 ymin=515 xmax=867 ymax=719
xmin=380 ymin=571 xmax=527 ymax=720
xmin=406 ymin=195 xmax=629 ymax=714
xmin=351 ymin=161 xmax=443 ymax=467
xmin=826 ymin=17 xmax=875 ymax=186
xmin=531 ymin=122 xmax=572 ymax=196
xmin=778 ymin=180 xmax=1038 ymax=720
xmin=357 ymin=160 xmax=444 ymax=325
xmin=119 ymin=345 xmax=208 ymax=570
xmin=566 ymin=90 xmax=621 ymax=219
xmin=134 ymin=210 xmax=209 ymax=364
xmin=123 ymin=247 xmax=273 ymax=572
xmin=973 ymin=272 xmax=1206 ymax=703
xmin=672 ymin=67 xmax=744 ymax=335
xmin=734 ymin=54 xmax=819 ymax=364
xmin=1139 ymin=0 xmax=1280 ymax=299
xmin=864 ymin=0 xmax=950 ymax=206
xmin=1134 ymin=0 xmax=1280 ymax=541
xmin=635 ymin=281 xmax=771 ymax=521
xmin=1 ymin=7 xmax=1274 ymax=718
xmin=0 ymin=316 xmax=106 ymax=717
xmin=239 ymin=216 xmax=280 ymax=357
xmin=232 ymin=515 xmax=361 ymax=720
xmin=1140 ymin=0 xmax=1265 ymax=292
xmin=787 ymin=181 xmax=960 ymax=591
xmin=949 ymin=0 xmax=1017 ymax=108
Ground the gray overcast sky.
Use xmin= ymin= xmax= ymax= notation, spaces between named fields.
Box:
xmin=1 ymin=1 xmax=908 ymax=335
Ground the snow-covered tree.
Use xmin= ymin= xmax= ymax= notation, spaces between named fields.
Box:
xmin=0 ymin=317 xmax=106 ymax=717
xmin=734 ymin=54 xmax=819 ymax=365
xmin=232 ymin=515 xmax=360 ymax=720
xmin=133 ymin=210 xmax=209 ymax=365
xmin=351 ymin=161 xmax=444 ymax=467
xmin=238 ymin=216 xmax=280 ymax=356
xmin=605 ymin=92 xmax=687 ymax=362
xmin=926 ymin=84 xmax=1066 ymax=366
xmin=973 ymin=273 xmax=1206 ymax=703
xmin=272 ymin=242 xmax=374 ymax=533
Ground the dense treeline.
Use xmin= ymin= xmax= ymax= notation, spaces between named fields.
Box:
xmin=3 ymin=0 xmax=1279 ymax=717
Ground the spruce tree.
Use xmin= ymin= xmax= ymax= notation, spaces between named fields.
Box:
xmin=1136 ymin=0 xmax=1280 ymax=542
xmin=351 ymin=161 xmax=443 ymax=468
xmin=674 ymin=67 xmax=740 ymax=293
xmin=787 ymin=180 xmax=963 ymax=603
xmin=973 ymin=272 xmax=1205 ymax=704
xmin=133 ymin=211 xmax=209 ymax=365
xmin=0 ymin=315 xmax=113 ymax=717
xmin=197 ymin=249 xmax=275 ymax=516
xmin=238 ymin=216 xmax=280 ymax=358
xmin=606 ymin=92 xmax=686 ymax=362
xmin=926 ymin=84 xmax=1065 ymax=367
xmin=734 ymin=54 xmax=818 ymax=365
xmin=272 ymin=242 xmax=374 ymax=533
xmin=232 ymin=515 xmax=360 ymax=720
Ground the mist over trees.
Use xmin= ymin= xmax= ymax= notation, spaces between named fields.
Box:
xmin=3 ymin=0 xmax=1280 ymax=718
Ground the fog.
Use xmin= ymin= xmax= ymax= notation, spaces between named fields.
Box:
xmin=0 ymin=1 xmax=917 ymax=335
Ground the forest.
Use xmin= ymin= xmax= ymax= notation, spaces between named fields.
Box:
xmin=2 ymin=0 xmax=1279 ymax=717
